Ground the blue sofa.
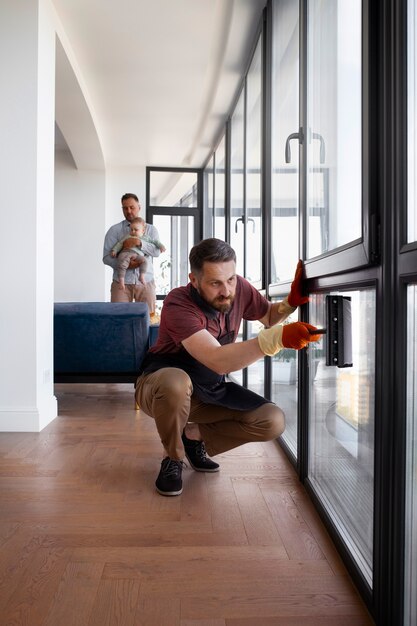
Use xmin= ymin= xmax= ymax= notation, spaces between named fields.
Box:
xmin=54 ymin=302 xmax=158 ymax=383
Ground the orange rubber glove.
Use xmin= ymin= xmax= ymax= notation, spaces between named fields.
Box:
xmin=258 ymin=322 xmax=321 ymax=356
xmin=282 ymin=322 xmax=321 ymax=349
xmin=288 ymin=260 xmax=309 ymax=307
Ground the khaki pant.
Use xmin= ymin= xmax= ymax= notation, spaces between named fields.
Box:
xmin=135 ymin=367 xmax=285 ymax=460
xmin=110 ymin=279 xmax=156 ymax=314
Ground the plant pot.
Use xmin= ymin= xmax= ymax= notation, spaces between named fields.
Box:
xmin=275 ymin=360 xmax=296 ymax=384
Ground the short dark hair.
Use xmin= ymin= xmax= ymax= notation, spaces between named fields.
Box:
xmin=189 ymin=238 xmax=236 ymax=275
xmin=121 ymin=193 xmax=139 ymax=203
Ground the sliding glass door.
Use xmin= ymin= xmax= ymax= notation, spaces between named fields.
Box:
xmin=270 ymin=0 xmax=300 ymax=457
xmin=228 ymin=32 xmax=265 ymax=393
xmin=200 ymin=0 xmax=416 ymax=619
xmin=146 ymin=167 xmax=202 ymax=300
xmin=308 ymin=288 xmax=375 ymax=585
xmin=270 ymin=0 xmax=376 ymax=595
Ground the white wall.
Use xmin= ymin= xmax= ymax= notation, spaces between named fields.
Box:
xmin=54 ymin=149 xmax=106 ymax=302
xmin=0 ymin=0 xmax=147 ymax=429
xmin=54 ymin=163 xmax=147 ymax=302
xmin=105 ymin=166 xmax=147 ymax=224
xmin=0 ymin=0 xmax=57 ymax=431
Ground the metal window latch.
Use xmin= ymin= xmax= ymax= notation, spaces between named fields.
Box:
xmin=285 ymin=128 xmax=325 ymax=164
xmin=285 ymin=128 xmax=304 ymax=163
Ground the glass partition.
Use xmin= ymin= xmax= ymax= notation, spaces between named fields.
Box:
xmin=152 ymin=214 xmax=195 ymax=295
xmin=229 ymin=321 xmax=244 ymax=385
xmin=147 ymin=167 xmax=202 ymax=301
xmin=205 ymin=155 xmax=214 ymax=238
xmin=150 ymin=170 xmax=198 ymax=207
xmin=230 ymin=91 xmax=245 ymax=277
xmin=245 ymin=36 xmax=263 ymax=285
xmin=271 ymin=0 xmax=300 ymax=284
xmin=306 ymin=0 xmax=362 ymax=257
xmin=246 ymin=319 xmax=265 ymax=397
xmin=214 ymin=135 xmax=226 ymax=241
xmin=308 ymin=288 xmax=375 ymax=585
xmin=270 ymin=301 xmax=298 ymax=457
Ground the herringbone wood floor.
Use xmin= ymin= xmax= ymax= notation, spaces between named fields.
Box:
xmin=0 ymin=384 xmax=374 ymax=625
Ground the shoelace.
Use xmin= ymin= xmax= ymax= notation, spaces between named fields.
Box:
xmin=194 ymin=441 xmax=207 ymax=459
xmin=162 ymin=459 xmax=186 ymax=476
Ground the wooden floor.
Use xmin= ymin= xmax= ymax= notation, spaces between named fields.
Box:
xmin=0 ymin=383 xmax=374 ymax=626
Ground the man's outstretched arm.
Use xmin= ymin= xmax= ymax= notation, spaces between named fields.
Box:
xmin=182 ymin=322 xmax=321 ymax=376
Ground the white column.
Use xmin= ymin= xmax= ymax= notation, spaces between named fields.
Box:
xmin=0 ymin=0 xmax=57 ymax=430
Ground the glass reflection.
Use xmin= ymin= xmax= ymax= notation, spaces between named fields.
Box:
xmin=309 ymin=289 xmax=375 ymax=585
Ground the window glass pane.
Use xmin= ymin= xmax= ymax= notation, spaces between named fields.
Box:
xmin=307 ymin=0 xmax=362 ymax=257
xmin=229 ymin=321 xmax=244 ymax=385
xmin=408 ymin=1 xmax=417 ymax=242
xmin=246 ymin=37 xmax=263 ymax=284
xmin=150 ymin=171 xmax=198 ymax=207
xmin=405 ymin=285 xmax=417 ymax=624
xmin=247 ymin=319 xmax=265 ymax=397
xmin=308 ymin=289 xmax=375 ymax=585
xmin=214 ymin=136 xmax=226 ymax=240
xmin=152 ymin=214 xmax=195 ymax=295
xmin=230 ymin=92 xmax=245 ymax=277
xmin=205 ymin=156 xmax=214 ymax=238
xmin=271 ymin=0 xmax=300 ymax=284
xmin=271 ymin=301 xmax=298 ymax=456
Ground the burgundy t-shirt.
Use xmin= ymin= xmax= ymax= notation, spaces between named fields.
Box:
xmin=149 ymin=276 xmax=269 ymax=355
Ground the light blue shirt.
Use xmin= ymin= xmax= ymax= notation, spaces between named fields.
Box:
xmin=103 ymin=219 xmax=162 ymax=284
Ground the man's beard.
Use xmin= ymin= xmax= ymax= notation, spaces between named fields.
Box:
xmin=202 ymin=292 xmax=235 ymax=313
xmin=212 ymin=296 xmax=234 ymax=313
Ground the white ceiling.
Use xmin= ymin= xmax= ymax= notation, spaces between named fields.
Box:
xmin=52 ymin=0 xmax=267 ymax=170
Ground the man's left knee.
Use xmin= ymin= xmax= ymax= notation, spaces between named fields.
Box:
xmin=262 ymin=404 xmax=286 ymax=440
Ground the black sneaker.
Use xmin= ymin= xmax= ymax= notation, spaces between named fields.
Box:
xmin=182 ymin=431 xmax=220 ymax=473
xmin=155 ymin=457 xmax=184 ymax=496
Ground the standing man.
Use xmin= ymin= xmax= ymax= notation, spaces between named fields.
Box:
xmin=103 ymin=193 xmax=162 ymax=314
xmin=135 ymin=238 xmax=321 ymax=496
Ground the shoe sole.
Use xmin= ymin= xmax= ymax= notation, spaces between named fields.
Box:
xmin=184 ymin=452 xmax=220 ymax=473
xmin=156 ymin=485 xmax=183 ymax=496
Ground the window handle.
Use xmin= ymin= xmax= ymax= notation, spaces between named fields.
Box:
xmin=313 ymin=132 xmax=326 ymax=163
xmin=235 ymin=216 xmax=244 ymax=233
xmin=285 ymin=132 xmax=299 ymax=163
xmin=285 ymin=128 xmax=304 ymax=163
xmin=234 ymin=217 xmax=255 ymax=233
